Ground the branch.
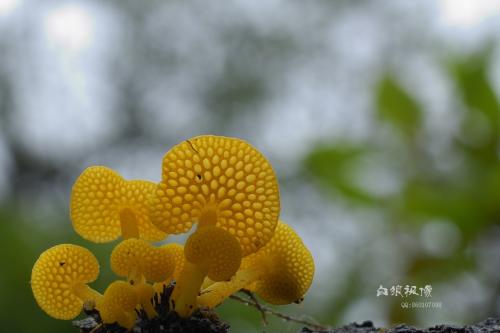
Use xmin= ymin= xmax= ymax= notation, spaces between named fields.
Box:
xmin=240 ymin=289 xmax=268 ymax=325
xmin=229 ymin=292 xmax=330 ymax=331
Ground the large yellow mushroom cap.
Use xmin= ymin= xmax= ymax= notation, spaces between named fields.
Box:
xmin=70 ymin=166 xmax=166 ymax=243
xmin=184 ymin=226 xmax=242 ymax=281
xmin=97 ymin=281 xmax=138 ymax=329
xmin=244 ymin=222 xmax=315 ymax=305
xmin=110 ymin=238 xmax=175 ymax=283
xmin=31 ymin=244 xmax=100 ymax=320
xmin=150 ymin=135 xmax=280 ymax=256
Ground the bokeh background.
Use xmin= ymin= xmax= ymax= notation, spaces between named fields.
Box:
xmin=1 ymin=0 xmax=500 ymax=332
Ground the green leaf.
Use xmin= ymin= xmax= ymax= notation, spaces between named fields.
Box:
xmin=375 ymin=75 xmax=422 ymax=138
xmin=449 ymin=49 xmax=500 ymax=161
xmin=304 ymin=144 xmax=375 ymax=203
xmin=451 ymin=50 xmax=500 ymax=133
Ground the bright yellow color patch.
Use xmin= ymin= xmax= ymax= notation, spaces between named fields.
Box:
xmin=31 ymin=244 xmax=100 ymax=320
xmin=111 ymin=239 xmax=175 ymax=283
xmin=150 ymin=135 xmax=280 ymax=256
xmin=98 ymin=281 xmax=137 ymax=329
xmin=70 ymin=166 xmax=166 ymax=243
xmin=198 ymin=221 xmax=314 ymax=308
xmin=153 ymin=243 xmax=185 ymax=294
xmin=243 ymin=221 xmax=315 ymax=304
xmin=161 ymin=243 xmax=185 ymax=282
xmin=133 ymin=282 xmax=157 ymax=318
xmin=184 ymin=226 xmax=242 ymax=281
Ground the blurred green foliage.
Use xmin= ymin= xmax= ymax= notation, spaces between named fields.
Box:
xmin=376 ymin=75 xmax=422 ymax=138
xmin=306 ymin=50 xmax=500 ymax=324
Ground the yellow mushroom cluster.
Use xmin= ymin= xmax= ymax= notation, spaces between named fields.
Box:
xmin=30 ymin=135 xmax=315 ymax=330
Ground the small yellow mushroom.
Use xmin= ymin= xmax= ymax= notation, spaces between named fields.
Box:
xmin=97 ymin=281 xmax=138 ymax=329
xmin=153 ymin=243 xmax=185 ymax=295
xmin=171 ymin=226 xmax=243 ymax=317
xmin=70 ymin=166 xmax=166 ymax=243
xmin=110 ymin=239 xmax=176 ymax=318
xmin=31 ymin=244 xmax=102 ymax=320
xmin=149 ymin=135 xmax=280 ymax=256
xmin=198 ymin=221 xmax=314 ymax=308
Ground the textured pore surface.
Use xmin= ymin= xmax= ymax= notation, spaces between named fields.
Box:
xmin=31 ymin=244 xmax=99 ymax=320
xmin=111 ymin=239 xmax=175 ymax=283
xmin=244 ymin=221 xmax=314 ymax=305
xmin=184 ymin=226 xmax=242 ymax=281
xmin=150 ymin=135 xmax=280 ymax=256
xmin=71 ymin=166 xmax=166 ymax=243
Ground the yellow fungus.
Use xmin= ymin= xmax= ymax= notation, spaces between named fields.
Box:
xmin=97 ymin=281 xmax=138 ymax=329
xmin=70 ymin=166 xmax=166 ymax=243
xmin=171 ymin=226 xmax=242 ymax=317
xmin=110 ymin=239 xmax=176 ymax=318
xmin=198 ymin=221 xmax=314 ymax=308
xmin=31 ymin=244 xmax=102 ymax=320
xmin=134 ymin=282 xmax=157 ymax=319
xmin=152 ymin=243 xmax=185 ymax=295
xmin=150 ymin=135 xmax=280 ymax=256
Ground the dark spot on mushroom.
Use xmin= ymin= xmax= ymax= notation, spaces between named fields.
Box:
xmin=129 ymin=280 xmax=135 ymax=285
xmin=59 ymin=261 xmax=65 ymax=267
xmin=294 ymin=298 xmax=304 ymax=304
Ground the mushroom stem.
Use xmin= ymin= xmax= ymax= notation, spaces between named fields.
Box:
xmin=72 ymin=283 xmax=102 ymax=303
xmin=171 ymin=261 xmax=208 ymax=317
xmin=198 ymin=269 xmax=261 ymax=308
xmin=120 ymin=208 xmax=139 ymax=239
xmin=134 ymin=283 xmax=158 ymax=319
xmin=198 ymin=206 xmax=218 ymax=228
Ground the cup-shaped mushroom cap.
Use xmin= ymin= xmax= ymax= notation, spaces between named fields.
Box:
xmin=71 ymin=166 xmax=166 ymax=243
xmin=31 ymin=244 xmax=100 ymax=320
xmin=150 ymin=135 xmax=280 ymax=256
xmin=98 ymin=281 xmax=138 ymax=329
xmin=111 ymin=239 xmax=175 ymax=283
xmin=244 ymin=222 xmax=314 ymax=305
xmin=184 ymin=226 xmax=242 ymax=281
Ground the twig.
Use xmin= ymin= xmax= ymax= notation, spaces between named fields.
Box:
xmin=229 ymin=293 xmax=330 ymax=331
xmin=241 ymin=289 xmax=268 ymax=325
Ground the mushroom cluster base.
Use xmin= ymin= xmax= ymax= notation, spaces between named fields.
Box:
xmin=73 ymin=282 xmax=229 ymax=333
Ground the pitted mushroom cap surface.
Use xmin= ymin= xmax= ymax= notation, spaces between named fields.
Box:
xmin=31 ymin=244 xmax=100 ymax=319
xmin=150 ymin=135 xmax=280 ymax=256
xmin=71 ymin=166 xmax=166 ymax=243
xmin=111 ymin=238 xmax=175 ymax=282
xmin=244 ymin=222 xmax=314 ymax=305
